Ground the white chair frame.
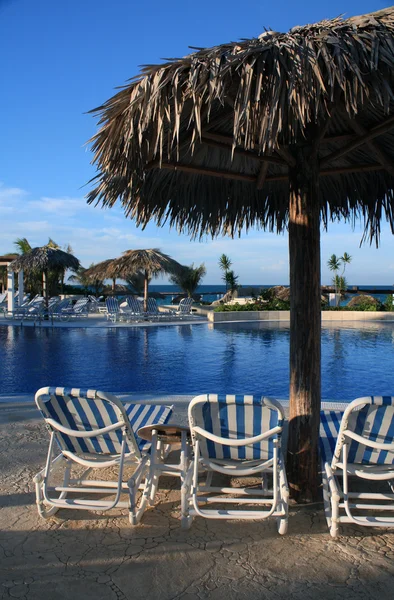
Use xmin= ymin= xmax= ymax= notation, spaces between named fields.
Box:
xmin=33 ymin=387 xmax=172 ymax=525
xmin=322 ymin=396 xmax=394 ymax=538
xmin=181 ymin=394 xmax=289 ymax=532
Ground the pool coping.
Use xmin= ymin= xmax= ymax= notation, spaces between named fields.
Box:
xmin=0 ymin=393 xmax=349 ymax=412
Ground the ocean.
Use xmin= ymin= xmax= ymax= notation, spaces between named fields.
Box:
xmin=148 ymin=284 xmax=394 ymax=305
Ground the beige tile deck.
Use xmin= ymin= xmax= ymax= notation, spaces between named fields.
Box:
xmin=1 ymin=405 xmax=394 ymax=599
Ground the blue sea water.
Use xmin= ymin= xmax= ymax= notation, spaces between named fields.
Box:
xmin=1 ymin=321 xmax=394 ymax=399
xmin=148 ymin=284 xmax=394 ymax=305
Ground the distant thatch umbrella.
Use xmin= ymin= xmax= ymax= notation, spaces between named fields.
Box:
xmin=84 ymin=259 xmax=118 ymax=291
xmin=111 ymin=249 xmax=182 ymax=311
xmin=10 ymin=246 xmax=80 ymax=306
xmin=88 ymin=8 xmax=394 ymax=500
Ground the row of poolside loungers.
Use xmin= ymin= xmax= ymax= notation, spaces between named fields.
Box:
xmin=33 ymin=388 xmax=394 ymax=537
xmin=0 ymin=294 xmax=198 ymax=323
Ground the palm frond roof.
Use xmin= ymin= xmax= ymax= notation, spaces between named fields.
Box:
xmin=111 ymin=249 xmax=182 ymax=278
xmin=10 ymin=247 xmax=80 ymax=272
xmin=88 ymin=8 xmax=394 ymax=242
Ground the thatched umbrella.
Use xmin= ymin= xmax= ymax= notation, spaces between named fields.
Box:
xmin=87 ymin=8 xmax=394 ymax=501
xmin=84 ymin=259 xmax=118 ymax=292
xmin=10 ymin=246 xmax=80 ymax=306
xmin=111 ymin=249 xmax=182 ymax=311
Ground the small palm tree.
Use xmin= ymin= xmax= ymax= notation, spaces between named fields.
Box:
xmin=225 ymin=270 xmax=240 ymax=294
xmin=219 ymin=254 xmax=232 ymax=291
xmin=340 ymin=252 xmax=352 ymax=277
xmin=68 ymin=266 xmax=93 ymax=294
xmin=170 ymin=263 xmax=206 ymax=297
xmin=14 ymin=237 xmax=32 ymax=255
xmin=327 ymin=254 xmax=341 ymax=295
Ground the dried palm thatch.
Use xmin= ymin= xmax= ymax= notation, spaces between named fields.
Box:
xmin=111 ymin=249 xmax=182 ymax=311
xmin=88 ymin=8 xmax=394 ymax=243
xmin=10 ymin=246 xmax=80 ymax=273
xmin=10 ymin=246 xmax=80 ymax=306
xmin=87 ymin=8 xmax=394 ymax=503
xmin=84 ymin=259 xmax=118 ymax=281
xmin=112 ymin=248 xmax=181 ymax=279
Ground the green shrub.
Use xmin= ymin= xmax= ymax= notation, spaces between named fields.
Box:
xmin=347 ymin=297 xmax=383 ymax=311
xmin=214 ymin=298 xmax=290 ymax=312
xmin=384 ymin=294 xmax=394 ymax=312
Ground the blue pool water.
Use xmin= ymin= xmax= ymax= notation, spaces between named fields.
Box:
xmin=1 ymin=322 xmax=394 ymax=400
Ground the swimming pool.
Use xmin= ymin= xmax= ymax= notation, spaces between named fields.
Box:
xmin=1 ymin=321 xmax=394 ymax=399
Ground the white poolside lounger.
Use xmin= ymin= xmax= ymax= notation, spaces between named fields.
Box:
xmin=34 ymin=387 xmax=173 ymax=524
xmin=105 ymin=297 xmax=120 ymax=322
xmin=320 ymin=396 xmax=394 ymax=537
xmin=124 ymin=296 xmax=145 ymax=321
xmin=172 ymin=297 xmax=195 ymax=319
xmin=181 ymin=394 xmax=289 ymax=532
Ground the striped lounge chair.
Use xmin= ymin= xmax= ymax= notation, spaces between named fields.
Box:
xmin=124 ymin=297 xmax=144 ymax=321
xmin=33 ymin=387 xmax=172 ymax=524
xmin=320 ymin=396 xmax=394 ymax=537
xmin=173 ymin=297 xmax=194 ymax=319
xmin=181 ymin=394 xmax=289 ymax=532
xmin=105 ymin=297 xmax=120 ymax=322
xmin=146 ymin=297 xmax=171 ymax=321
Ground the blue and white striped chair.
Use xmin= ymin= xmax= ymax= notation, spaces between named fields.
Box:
xmin=181 ymin=394 xmax=288 ymax=532
xmin=320 ymin=397 xmax=394 ymax=537
xmin=105 ymin=297 xmax=120 ymax=322
xmin=124 ymin=297 xmax=144 ymax=321
xmin=33 ymin=387 xmax=172 ymax=524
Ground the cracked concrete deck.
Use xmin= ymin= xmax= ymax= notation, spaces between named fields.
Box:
xmin=1 ymin=404 xmax=394 ymax=600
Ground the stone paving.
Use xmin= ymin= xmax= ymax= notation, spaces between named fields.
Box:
xmin=1 ymin=405 xmax=394 ymax=600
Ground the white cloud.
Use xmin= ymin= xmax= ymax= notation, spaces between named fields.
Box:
xmin=0 ymin=183 xmax=27 ymax=202
xmin=29 ymin=197 xmax=89 ymax=218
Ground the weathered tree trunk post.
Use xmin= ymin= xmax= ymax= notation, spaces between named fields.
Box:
xmin=112 ymin=278 xmax=116 ymax=293
xmin=143 ymin=270 xmax=149 ymax=312
xmin=43 ymin=270 xmax=48 ymax=307
xmin=287 ymin=146 xmax=321 ymax=502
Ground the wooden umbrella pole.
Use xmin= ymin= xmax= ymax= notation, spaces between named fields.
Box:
xmin=143 ymin=270 xmax=149 ymax=313
xmin=43 ymin=270 xmax=48 ymax=308
xmin=287 ymin=146 xmax=321 ymax=502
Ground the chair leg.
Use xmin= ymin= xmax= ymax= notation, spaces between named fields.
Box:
xmin=277 ymin=458 xmax=289 ymax=535
xmin=34 ymin=454 xmax=70 ymax=519
xmin=181 ymin=463 xmax=194 ymax=530
xmin=127 ymin=456 xmax=151 ymax=526
xmin=323 ymin=462 xmax=340 ymax=538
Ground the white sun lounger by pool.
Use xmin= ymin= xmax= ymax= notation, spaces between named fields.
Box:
xmin=105 ymin=297 xmax=120 ymax=322
xmin=320 ymin=396 xmax=394 ymax=537
xmin=181 ymin=394 xmax=289 ymax=532
xmin=34 ymin=387 xmax=173 ymax=524
xmin=173 ymin=297 xmax=195 ymax=319
xmin=124 ymin=296 xmax=145 ymax=321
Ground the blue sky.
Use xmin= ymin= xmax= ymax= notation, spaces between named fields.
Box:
xmin=1 ymin=0 xmax=393 ymax=285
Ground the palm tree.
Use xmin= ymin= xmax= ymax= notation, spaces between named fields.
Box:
xmin=170 ymin=263 xmax=206 ymax=298
xmin=218 ymin=254 xmax=232 ymax=291
xmin=68 ymin=265 xmax=103 ymax=294
xmin=340 ymin=252 xmax=352 ymax=277
xmin=14 ymin=237 xmax=32 ymax=255
xmin=225 ymin=270 xmax=240 ymax=295
xmin=327 ymin=254 xmax=341 ymax=296
xmin=14 ymin=238 xmax=40 ymax=295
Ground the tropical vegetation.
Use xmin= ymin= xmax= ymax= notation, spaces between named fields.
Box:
xmin=170 ymin=263 xmax=206 ymax=298
xmin=327 ymin=252 xmax=352 ymax=298
xmin=218 ymin=254 xmax=232 ymax=291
